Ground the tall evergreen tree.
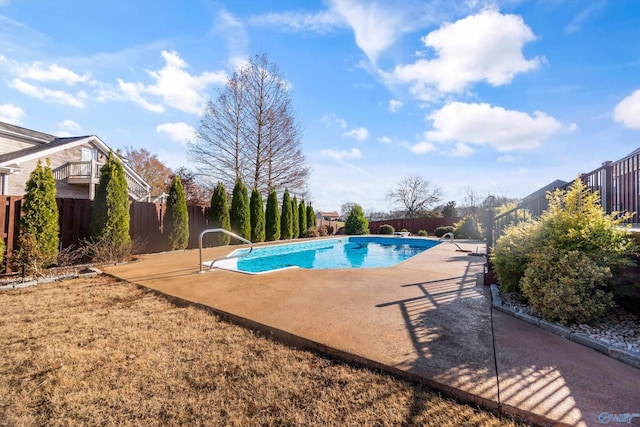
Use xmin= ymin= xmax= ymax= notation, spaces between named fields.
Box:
xmin=345 ymin=204 xmax=370 ymax=235
xmin=250 ymin=187 xmax=266 ymax=243
xmin=91 ymin=152 xmax=131 ymax=257
xmin=265 ymin=189 xmax=280 ymax=241
xmin=307 ymin=203 xmax=316 ymax=230
xmin=291 ymin=195 xmax=299 ymax=239
xmin=230 ymin=179 xmax=251 ymax=241
xmin=280 ymin=189 xmax=293 ymax=240
xmin=164 ymin=175 xmax=189 ymax=250
xmin=209 ymin=182 xmax=231 ymax=246
xmin=20 ymin=159 xmax=59 ymax=267
xmin=298 ymin=199 xmax=307 ymax=237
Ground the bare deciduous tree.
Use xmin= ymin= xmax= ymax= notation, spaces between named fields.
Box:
xmin=387 ymin=175 xmax=442 ymax=218
xmin=190 ymin=53 xmax=309 ymax=196
xmin=121 ymin=147 xmax=173 ymax=196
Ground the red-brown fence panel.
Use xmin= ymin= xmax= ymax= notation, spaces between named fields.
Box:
xmin=129 ymin=201 xmax=164 ymax=254
xmin=187 ymin=205 xmax=209 ymax=249
xmin=57 ymin=198 xmax=92 ymax=249
xmin=0 ymin=196 xmax=22 ymax=272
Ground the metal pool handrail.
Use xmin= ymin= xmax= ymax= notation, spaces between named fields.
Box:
xmin=198 ymin=228 xmax=253 ymax=273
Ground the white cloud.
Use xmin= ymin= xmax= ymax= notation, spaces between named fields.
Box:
xmin=425 ymin=102 xmax=564 ymax=151
xmin=613 ymin=89 xmax=640 ymax=130
xmin=343 ymin=126 xmax=369 ymax=141
xmin=409 ymin=141 xmax=437 ymax=154
xmin=378 ymin=136 xmax=392 ymax=144
xmin=321 ymin=147 xmax=362 ymax=161
xmin=57 ymin=119 xmax=80 ymax=131
xmin=118 ymin=50 xmax=227 ymax=115
xmin=329 ymin=0 xmax=412 ymax=63
xmin=16 ymin=62 xmax=90 ymax=85
xmin=217 ymin=9 xmax=248 ymax=69
xmin=156 ymin=122 xmax=196 ymax=145
xmin=386 ymin=9 xmax=542 ymax=97
xmin=10 ymin=78 xmax=85 ymax=108
xmin=249 ymin=9 xmax=342 ymax=33
xmin=321 ymin=112 xmax=348 ymax=129
xmin=449 ymin=142 xmax=473 ymax=157
xmin=117 ymin=79 xmax=164 ymax=113
xmin=0 ymin=103 xmax=24 ymax=124
xmin=389 ymin=99 xmax=402 ymax=113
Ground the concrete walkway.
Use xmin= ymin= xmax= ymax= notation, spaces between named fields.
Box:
xmin=103 ymin=239 xmax=640 ymax=427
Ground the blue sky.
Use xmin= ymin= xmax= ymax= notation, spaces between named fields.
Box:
xmin=1 ymin=0 xmax=639 ymax=213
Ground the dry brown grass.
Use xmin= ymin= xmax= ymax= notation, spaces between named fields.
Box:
xmin=0 ymin=275 xmax=524 ymax=426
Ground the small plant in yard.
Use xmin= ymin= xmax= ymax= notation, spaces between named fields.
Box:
xmin=304 ymin=226 xmax=319 ymax=238
xmin=164 ymin=175 xmax=189 ymax=251
xmin=345 ymin=204 xmax=369 ymax=235
xmin=209 ymin=182 xmax=231 ymax=246
xmin=417 ymin=230 xmax=428 ymax=236
xmin=379 ymin=224 xmax=395 ymax=235
xmin=318 ymin=225 xmax=328 ymax=236
xmin=453 ymin=216 xmax=481 ymax=239
xmin=90 ymin=152 xmax=131 ymax=262
xmin=434 ymin=226 xmax=454 ymax=237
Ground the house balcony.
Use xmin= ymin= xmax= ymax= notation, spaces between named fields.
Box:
xmin=53 ymin=160 xmax=150 ymax=201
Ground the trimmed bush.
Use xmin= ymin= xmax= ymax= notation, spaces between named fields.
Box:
xmin=345 ymin=204 xmax=369 ymax=235
xmin=250 ymin=188 xmax=266 ymax=243
xmin=230 ymin=180 xmax=251 ymax=242
xmin=304 ymin=226 xmax=319 ymax=238
xmin=453 ymin=216 xmax=482 ymax=239
xmin=209 ymin=182 xmax=231 ymax=246
xmin=298 ymin=200 xmax=307 ymax=239
xmin=265 ymin=190 xmax=280 ymax=241
xmin=417 ymin=230 xmax=427 ymax=236
xmin=280 ymin=189 xmax=293 ymax=240
xmin=18 ymin=159 xmax=59 ymax=271
xmin=318 ymin=225 xmax=328 ymax=236
xmin=521 ymin=248 xmax=614 ymax=325
xmin=490 ymin=221 xmax=541 ymax=294
xmin=90 ymin=152 xmax=131 ymax=261
xmin=291 ymin=196 xmax=299 ymax=239
xmin=379 ymin=224 xmax=395 ymax=235
xmin=164 ymin=176 xmax=189 ymax=250
xmin=434 ymin=226 xmax=454 ymax=237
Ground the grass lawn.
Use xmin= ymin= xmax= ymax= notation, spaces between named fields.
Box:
xmin=0 ymin=275 xmax=524 ymax=426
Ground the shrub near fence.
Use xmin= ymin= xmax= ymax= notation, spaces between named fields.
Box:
xmin=0 ymin=196 xmax=215 ymax=273
xmin=368 ymin=217 xmax=461 ymax=235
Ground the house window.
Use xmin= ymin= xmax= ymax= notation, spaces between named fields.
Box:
xmin=81 ymin=147 xmax=98 ymax=162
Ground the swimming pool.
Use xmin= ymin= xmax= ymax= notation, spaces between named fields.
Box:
xmin=209 ymin=236 xmax=440 ymax=274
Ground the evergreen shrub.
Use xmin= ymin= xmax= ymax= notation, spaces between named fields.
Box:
xmin=250 ymin=188 xmax=266 ymax=243
xmin=379 ymin=224 xmax=394 ymax=235
xmin=230 ymin=180 xmax=251 ymax=241
xmin=164 ymin=176 xmax=189 ymax=250
xmin=434 ymin=226 xmax=454 ymax=237
xmin=266 ymin=190 xmax=280 ymax=241
xmin=209 ymin=182 xmax=231 ymax=246
xmin=345 ymin=205 xmax=369 ymax=235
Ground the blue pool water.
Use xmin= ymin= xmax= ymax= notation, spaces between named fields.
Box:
xmin=212 ymin=236 xmax=440 ymax=274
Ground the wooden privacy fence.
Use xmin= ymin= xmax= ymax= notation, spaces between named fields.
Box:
xmin=368 ymin=217 xmax=461 ymax=235
xmin=0 ymin=196 xmax=213 ymax=272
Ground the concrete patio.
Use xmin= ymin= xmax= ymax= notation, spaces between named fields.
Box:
xmin=103 ymin=238 xmax=640 ymax=426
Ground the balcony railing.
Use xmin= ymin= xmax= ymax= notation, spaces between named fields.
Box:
xmin=53 ymin=160 xmax=150 ymax=201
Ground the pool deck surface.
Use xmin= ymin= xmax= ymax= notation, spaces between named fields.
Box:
xmin=103 ymin=238 xmax=640 ymax=427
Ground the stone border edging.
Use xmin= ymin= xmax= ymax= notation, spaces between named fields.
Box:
xmin=489 ymin=284 xmax=640 ymax=370
xmin=0 ymin=268 xmax=102 ymax=291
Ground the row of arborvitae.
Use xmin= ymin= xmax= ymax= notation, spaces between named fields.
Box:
xmin=13 ymin=154 xmax=189 ymax=275
xmin=208 ymin=180 xmax=316 ymax=245
xmin=490 ymin=179 xmax=637 ymax=325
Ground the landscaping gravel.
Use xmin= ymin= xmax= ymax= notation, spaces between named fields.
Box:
xmin=502 ymin=293 xmax=640 ymax=352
